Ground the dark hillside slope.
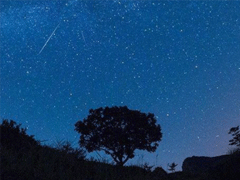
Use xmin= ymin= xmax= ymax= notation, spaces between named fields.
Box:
xmin=1 ymin=119 xmax=167 ymax=180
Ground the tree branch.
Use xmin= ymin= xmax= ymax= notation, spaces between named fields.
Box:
xmin=122 ymin=155 xmax=130 ymax=165
xmin=100 ymin=148 xmax=120 ymax=164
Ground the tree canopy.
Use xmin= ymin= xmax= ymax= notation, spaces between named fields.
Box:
xmin=75 ymin=106 xmax=162 ymax=166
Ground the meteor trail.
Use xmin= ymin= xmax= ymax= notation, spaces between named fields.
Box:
xmin=81 ymin=31 xmax=86 ymax=45
xmin=38 ymin=23 xmax=60 ymax=55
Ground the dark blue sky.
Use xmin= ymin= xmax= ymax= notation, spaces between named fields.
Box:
xmin=1 ymin=0 xmax=240 ymax=171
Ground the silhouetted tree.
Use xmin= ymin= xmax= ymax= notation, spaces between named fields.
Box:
xmin=168 ymin=162 xmax=178 ymax=172
xmin=228 ymin=126 xmax=240 ymax=147
xmin=75 ymin=106 xmax=162 ymax=166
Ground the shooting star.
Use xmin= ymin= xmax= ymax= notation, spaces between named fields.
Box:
xmin=38 ymin=23 xmax=60 ymax=55
xmin=81 ymin=31 xmax=86 ymax=45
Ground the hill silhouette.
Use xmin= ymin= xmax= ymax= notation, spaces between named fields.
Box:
xmin=1 ymin=119 xmax=239 ymax=180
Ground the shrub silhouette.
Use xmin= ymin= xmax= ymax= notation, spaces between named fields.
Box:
xmin=0 ymin=119 xmax=39 ymax=151
xmin=54 ymin=140 xmax=86 ymax=160
xmin=75 ymin=106 xmax=162 ymax=166
xmin=151 ymin=167 xmax=168 ymax=180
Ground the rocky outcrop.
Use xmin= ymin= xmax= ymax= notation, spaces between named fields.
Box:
xmin=182 ymin=155 xmax=229 ymax=175
xmin=180 ymin=153 xmax=240 ymax=180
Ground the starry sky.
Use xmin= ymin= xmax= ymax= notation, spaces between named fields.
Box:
xmin=1 ymin=0 xmax=240 ymax=171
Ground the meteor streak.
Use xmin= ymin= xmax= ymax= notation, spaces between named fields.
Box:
xmin=81 ymin=31 xmax=86 ymax=45
xmin=38 ymin=23 xmax=60 ymax=55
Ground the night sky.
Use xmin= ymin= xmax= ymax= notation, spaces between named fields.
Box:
xmin=1 ymin=0 xmax=240 ymax=171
